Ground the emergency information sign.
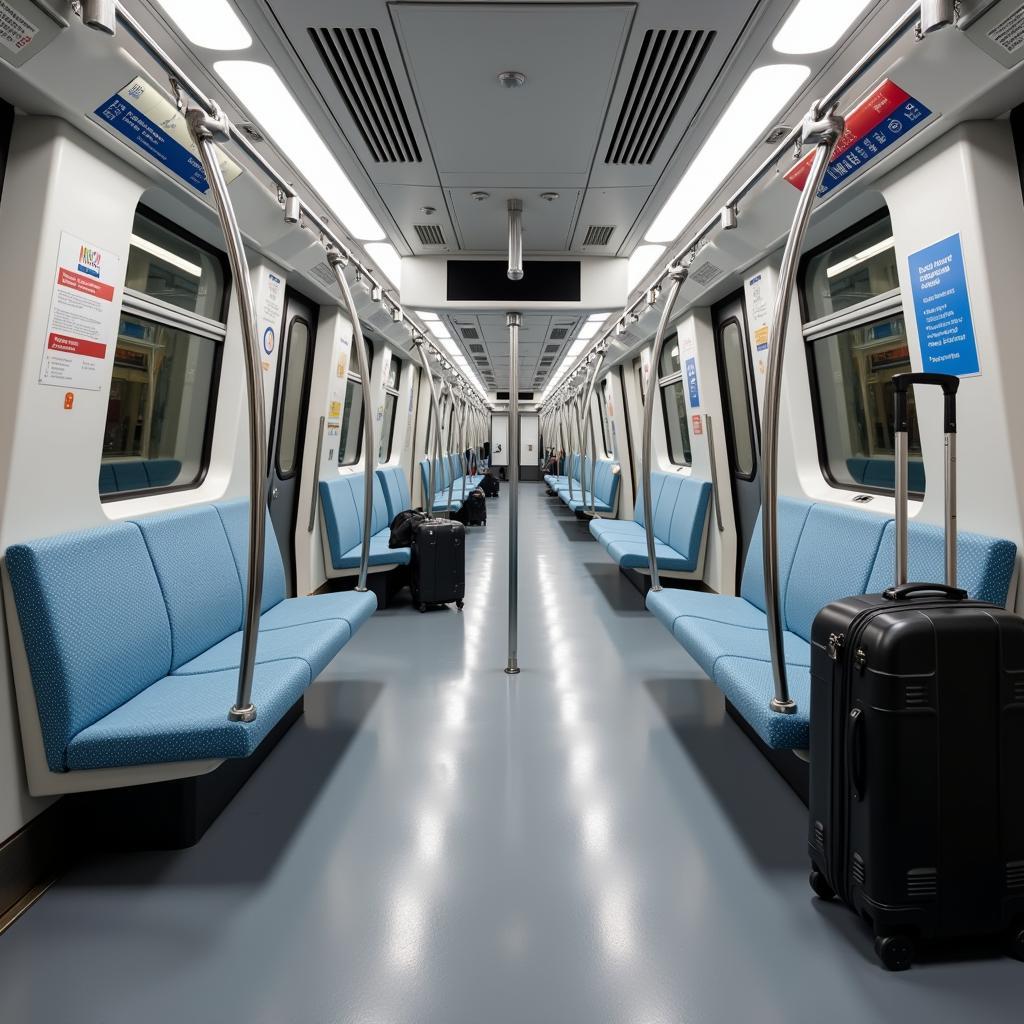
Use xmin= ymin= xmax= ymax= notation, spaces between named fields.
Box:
xmin=38 ymin=232 xmax=121 ymax=392
xmin=785 ymin=80 xmax=931 ymax=197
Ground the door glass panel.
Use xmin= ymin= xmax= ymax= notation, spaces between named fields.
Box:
xmin=720 ymin=321 xmax=755 ymax=478
xmin=276 ymin=319 xmax=309 ymax=477
xmin=659 ymin=341 xmax=681 ymax=377
xmin=660 ymin=380 xmax=692 ymax=465
xmin=338 ymin=378 xmax=364 ymax=466
xmin=379 ymin=393 xmax=397 ymax=461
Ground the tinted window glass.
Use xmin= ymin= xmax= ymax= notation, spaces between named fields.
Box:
xmin=338 ymin=378 xmax=364 ymax=466
xmin=276 ymin=319 xmax=310 ymax=477
xmin=660 ymin=379 xmax=691 ymax=466
xmin=720 ymin=320 xmax=755 ymax=478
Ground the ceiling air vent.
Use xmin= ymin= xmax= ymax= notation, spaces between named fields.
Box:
xmin=415 ymin=223 xmax=446 ymax=246
xmin=549 ymin=327 xmax=570 ymax=341
xmin=309 ymin=262 xmax=337 ymax=289
xmin=460 ymin=326 xmax=480 ymax=340
xmin=469 ymin=343 xmax=485 ymax=353
xmin=545 ymin=343 xmax=560 ymax=353
xmin=583 ymin=225 xmax=615 ymax=246
xmin=308 ymin=27 xmax=422 ymax=163
xmin=605 ymin=28 xmax=716 ymax=165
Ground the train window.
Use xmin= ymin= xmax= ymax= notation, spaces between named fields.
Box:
xmin=801 ymin=211 xmax=925 ymax=496
xmin=660 ymin=380 xmax=692 ymax=466
xmin=337 ymin=376 xmax=364 ymax=466
xmin=379 ymin=357 xmax=401 ymax=461
xmin=599 ymin=378 xmax=614 ymax=457
xmin=125 ymin=212 xmax=226 ymax=321
xmin=719 ymin=320 xmax=755 ymax=479
xmin=100 ymin=211 xmax=227 ymax=499
xmin=275 ymin=318 xmax=311 ymax=478
xmin=659 ymin=342 xmax=681 ymax=377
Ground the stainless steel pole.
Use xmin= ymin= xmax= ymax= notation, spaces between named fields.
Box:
xmin=327 ymin=252 xmax=374 ymax=592
xmin=506 ymin=312 xmax=522 ymax=675
xmin=508 ymin=200 xmax=524 ymax=281
xmin=186 ymin=104 xmax=264 ymax=724
xmin=443 ymin=378 xmax=458 ymax=516
xmin=583 ymin=347 xmax=608 ymax=517
xmin=761 ymin=106 xmax=844 ymax=716
xmin=414 ymin=336 xmax=446 ymax=514
xmin=641 ymin=265 xmax=688 ymax=592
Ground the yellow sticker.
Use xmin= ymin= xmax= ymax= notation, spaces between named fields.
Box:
xmin=328 ymin=401 xmax=341 ymax=418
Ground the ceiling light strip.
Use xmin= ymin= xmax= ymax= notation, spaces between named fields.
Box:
xmin=100 ymin=2 xmax=488 ymax=403
xmin=540 ymin=1 xmax=926 ymax=408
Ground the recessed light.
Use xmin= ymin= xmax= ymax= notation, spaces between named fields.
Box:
xmin=471 ymin=191 xmax=490 ymax=202
xmin=497 ymin=71 xmax=527 ymax=89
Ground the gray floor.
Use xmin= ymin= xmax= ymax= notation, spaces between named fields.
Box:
xmin=1 ymin=483 xmax=1021 ymax=1023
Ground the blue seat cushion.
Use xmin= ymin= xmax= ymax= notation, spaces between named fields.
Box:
xmin=376 ymin=467 xmax=412 ymax=522
xmin=173 ymin=619 xmax=351 ymax=679
xmin=605 ymin=538 xmax=697 ymax=572
xmin=5 ymin=522 xmax=173 ymax=772
xmin=672 ymin=617 xmax=811 ymax=681
xmin=65 ymin=660 xmax=312 ymax=770
xmin=590 ymin=520 xmax=646 ymax=544
xmin=427 ymin=492 xmax=463 ymax=514
xmin=259 ymin=591 xmax=377 ymax=633
xmin=646 ymin=589 xmax=769 ymax=633
xmin=336 ymin=528 xmax=411 ymax=569
xmin=713 ymin=657 xmax=811 ymax=750
xmin=215 ymin=500 xmax=287 ymax=612
xmin=740 ymin=498 xmax=813 ymax=612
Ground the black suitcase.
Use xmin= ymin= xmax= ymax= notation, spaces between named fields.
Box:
xmin=808 ymin=372 xmax=1024 ymax=970
xmin=410 ymin=519 xmax=465 ymax=612
xmin=480 ymin=473 xmax=499 ymax=498
xmin=455 ymin=488 xmax=487 ymax=526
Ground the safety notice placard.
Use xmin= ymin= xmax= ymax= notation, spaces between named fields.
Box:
xmin=908 ymin=233 xmax=980 ymax=377
xmin=39 ymin=232 xmax=121 ymax=391
xmin=94 ymin=77 xmax=241 ymax=194
xmin=785 ymin=80 xmax=932 ymax=198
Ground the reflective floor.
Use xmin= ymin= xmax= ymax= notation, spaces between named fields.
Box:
xmin=1 ymin=483 xmax=1021 ymax=1022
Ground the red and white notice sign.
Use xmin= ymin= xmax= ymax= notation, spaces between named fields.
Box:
xmin=38 ymin=232 xmax=121 ymax=391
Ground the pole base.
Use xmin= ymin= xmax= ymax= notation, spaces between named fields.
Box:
xmin=770 ymin=697 xmax=798 ymax=715
xmin=504 ymin=660 xmax=520 ymax=675
xmin=228 ymin=704 xmax=257 ymax=723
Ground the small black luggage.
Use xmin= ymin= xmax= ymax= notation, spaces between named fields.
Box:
xmin=808 ymin=372 xmax=1024 ymax=970
xmin=480 ymin=472 xmax=499 ymax=498
xmin=410 ymin=519 xmax=465 ymax=612
xmin=455 ymin=488 xmax=487 ymax=526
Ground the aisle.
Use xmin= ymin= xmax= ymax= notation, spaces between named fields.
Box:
xmin=0 ymin=483 xmax=1019 ymax=1023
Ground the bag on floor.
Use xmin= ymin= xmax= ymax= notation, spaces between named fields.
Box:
xmin=454 ymin=488 xmax=487 ymax=526
xmin=480 ymin=472 xmax=499 ymax=498
xmin=410 ymin=519 xmax=465 ymax=610
xmin=389 ymin=509 xmax=426 ymax=548
xmin=808 ymin=372 xmax=1024 ymax=971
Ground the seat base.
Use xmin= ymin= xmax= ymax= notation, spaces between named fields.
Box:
xmin=725 ymin=700 xmax=809 ymax=805
xmin=65 ymin=697 xmax=303 ymax=849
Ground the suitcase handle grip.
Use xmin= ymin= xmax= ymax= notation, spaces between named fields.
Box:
xmin=848 ymin=707 xmax=865 ymax=802
xmin=892 ymin=372 xmax=958 ymax=433
xmin=883 ymin=582 xmax=968 ymax=602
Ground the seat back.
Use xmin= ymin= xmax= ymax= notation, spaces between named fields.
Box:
xmin=5 ymin=523 xmax=174 ymax=771
xmin=377 ymin=466 xmax=412 ymax=521
xmin=664 ymin=477 xmax=712 ymax=563
xmin=741 ymin=498 xmax=814 ymax=614
xmin=214 ymin=500 xmax=287 ymax=611
xmin=320 ymin=473 xmax=391 ymax=566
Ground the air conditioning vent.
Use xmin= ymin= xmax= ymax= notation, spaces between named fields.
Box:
xmin=545 ymin=344 xmax=560 ymax=354
xmin=605 ymin=28 xmax=716 ymax=165
xmin=469 ymin=343 xmax=485 ymax=353
xmin=308 ymin=262 xmax=337 ymax=289
xmin=460 ymin=326 xmax=480 ymax=340
xmin=415 ymin=224 xmax=446 ymax=246
xmin=690 ymin=260 xmax=723 ymax=286
xmin=549 ymin=327 xmax=569 ymax=341
xmin=906 ymin=867 xmax=937 ymax=899
xmin=308 ymin=27 xmax=422 ymax=163
xmin=583 ymin=225 xmax=615 ymax=246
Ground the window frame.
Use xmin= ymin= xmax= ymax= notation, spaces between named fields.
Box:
xmin=798 ymin=207 xmax=922 ymax=499
xmin=379 ymin=355 xmax=402 ymax=462
xmin=657 ymin=367 xmax=692 ymax=468
xmin=274 ymin=314 xmax=313 ymax=481
xmin=337 ymin=373 xmax=365 ymax=467
xmin=100 ymin=205 xmax=229 ymax=503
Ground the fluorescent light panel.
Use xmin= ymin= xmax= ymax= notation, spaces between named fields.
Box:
xmin=826 ymin=237 xmax=895 ymax=279
xmin=130 ymin=234 xmax=202 ymax=277
xmin=628 ymin=245 xmax=666 ymax=290
xmin=645 ymin=64 xmax=810 ymax=244
xmin=156 ymin=0 xmax=252 ymax=50
xmin=577 ymin=322 xmax=601 ymax=341
xmin=416 ymin=311 xmax=440 ymax=322
xmin=214 ymin=61 xmax=384 ymax=241
xmin=773 ymin=0 xmax=874 ymax=55
xmin=365 ymin=242 xmax=402 ymax=289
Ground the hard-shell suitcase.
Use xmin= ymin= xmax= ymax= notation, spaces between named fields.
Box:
xmin=410 ymin=519 xmax=465 ymax=612
xmin=808 ymin=372 xmax=1024 ymax=970
xmin=455 ymin=488 xmax=487 ymax=526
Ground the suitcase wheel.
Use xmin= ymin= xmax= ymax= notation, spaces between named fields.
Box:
xmin=456 ymin=600 xmax=464 ymax=611
xmin=874 ymin=934 xmax=914 ymax=972
xmin=1007 ymin=925 xmax=1024 ymax=962
xmin=418 ymin=603 xmax=428 ymax=613
xmin=808 ymin=869 xmax=835 ymax=902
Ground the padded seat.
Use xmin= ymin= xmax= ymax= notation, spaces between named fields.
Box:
xmin=376 ymin=466 xmax=412 ymax=522
xmin=320 ymin=473 xmax=411 ymax=571
xmin=646 ymin=589 xmax=769 ymax=633
xmin=418 ymin=456 xmax=469 ymax=513
xmin=259 ymin=590 xmax=377 ymax=633
xmin=563 ymin=459 xmax=620 ymax=515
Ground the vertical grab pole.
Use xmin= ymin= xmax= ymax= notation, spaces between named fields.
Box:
xmin=506 ymin=312 xmax=522 ymax=675
xmin=414 ymin=335 xmax=445 ymax=514
xmin=584 ymin=346 xmax=608 ymax=517
xmin=762 ymin=105 xmax=844 ymax=716
xmin=186 ymin=104 xmax=264 ymax=723
xmin=444 ymin=377 xmax=458 ymax=516
xmin=571 ymin=385 xmax=588 ymax=505
xmin=327 ymin=252 xmax=374 ymax=591
xmin=641 ymin=265 xmax=689 ymax=592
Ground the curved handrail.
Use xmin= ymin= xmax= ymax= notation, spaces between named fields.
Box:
xmin=327 ymin=252 xmax=374 ymax=592
xmin=641 ymin=266 xmax=688 ymax=592
xmin=186 ymin=104 xmax=264 ymax=724
xmin=762 ymin=105 xmax=845 ymax=715
xmin=414 ymin=335 xmax=446 ymax=515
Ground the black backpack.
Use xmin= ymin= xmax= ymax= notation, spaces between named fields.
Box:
xmin=454 ymin=488 xmax=487 ymax=525
xmin=389 ymin=509 xmax=426 ymax=548
xmin=480 ymin=473 xmax=499 ymax=497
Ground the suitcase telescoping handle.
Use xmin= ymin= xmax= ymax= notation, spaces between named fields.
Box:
xmin=890 ymin=372 xmax=959 ymax=590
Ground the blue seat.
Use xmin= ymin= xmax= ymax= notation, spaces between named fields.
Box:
xmin=846 ymin=456 xmax=925 ymax=493
xmin=376 ymin=466 xmax=412 ymax=522
xmin=590 ymin=473 xmax=712 ymax=575
xmin=418 ymin=456 xmax=466 ymax=513
xmin=320 ymin=473 xmax=411 ymax=571
xmin=98 ymin=458 xmax=182 ymax=494
xmin=545 ymin=453 xmax=582 ymax=492
xmin=646 ymin=497 xmax=1017 ymax=750
xmin=4 ymin=499 xmax=377 ymax=775
xmin=564 ymin=459 xmax=621 ymax=515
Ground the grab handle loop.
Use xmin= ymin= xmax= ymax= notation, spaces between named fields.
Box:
xmin=883 ymin=582 xmax=967 ymax=602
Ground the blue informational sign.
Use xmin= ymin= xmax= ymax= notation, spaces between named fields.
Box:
xmin=908 ymin=233 xmax=980 ymax=377
xmin=685 ymin=357 xmax=700 ymax=408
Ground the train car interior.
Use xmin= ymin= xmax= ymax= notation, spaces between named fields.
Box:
xmin=2 ymin=0 xmax=1024 ymax=1019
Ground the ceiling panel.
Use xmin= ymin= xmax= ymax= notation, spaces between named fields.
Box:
xmin=448 ymin=188 xmax=583 ymax=252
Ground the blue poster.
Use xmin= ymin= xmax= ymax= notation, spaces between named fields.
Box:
xmin=908 ymin=233 xmax=980 ymax=377
xmin=685 ymin=357 xmax=700 ymax=408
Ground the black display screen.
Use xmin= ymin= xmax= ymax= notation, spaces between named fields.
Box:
xmin=446 ymin=260 xmax=581 ymax=302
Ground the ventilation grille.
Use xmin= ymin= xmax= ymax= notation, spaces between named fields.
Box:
xmin=851 ymin=853 xmax=865 ymax=887
xmin=583 ymin=224 xmax=615 ymax=246
xmin=460 ymin=326 xmax=480 ymax=340
xmin=905 ymin=684 xmax=929 ymax=708
xmin=690 ymin=260 xmax=723 ymax=286
xmin=415 ymin=224 xmax=445 ymax=245
xmin=549 ymin=327 xmax=570 ymax=341
xmin=545 ymin=344 xmax=560 ymax=354
xmin=605 ymin=28 xmax=716 ymax=165
xmin=469 ymin=343 xmax=485 ymax=353
xmin=1008 ymin=861 xmax=1024 ymax=890
xmin=309 ymin=262 xmax=337 ymax=289
xmin=308 ymin=27 xmax=422 ymax=163
xmin=1013 ymin=678 xmax=1024 ymax=703
xmin=907 ymin=867 xmax=937 ymax=899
